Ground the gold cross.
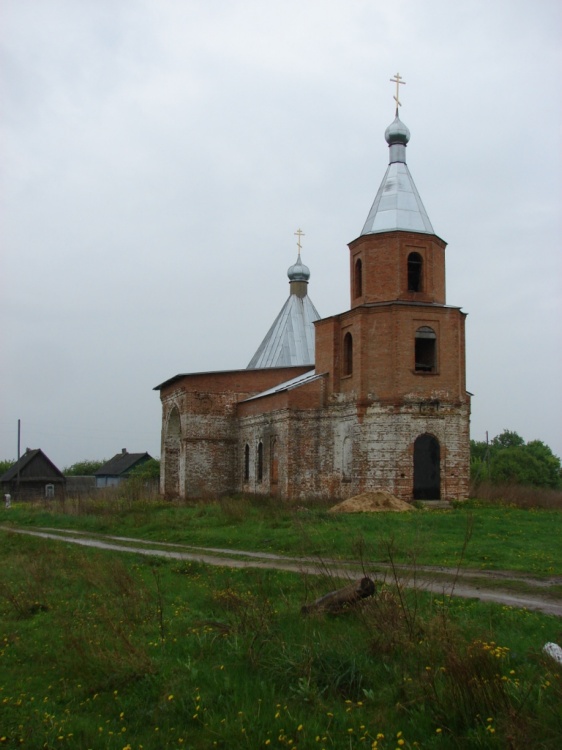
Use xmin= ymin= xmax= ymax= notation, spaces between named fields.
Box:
xmin=390 ymin=72 xmax=406 ymax=114
xmin=294 ymin=228 xmax=305 ymax=254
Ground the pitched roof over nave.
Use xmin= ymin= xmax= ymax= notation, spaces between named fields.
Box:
xmin=247 ymin=247 xmax=320 ymax=369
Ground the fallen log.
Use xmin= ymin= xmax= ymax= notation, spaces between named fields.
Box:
xmin=301 ymin=577 xmax=375 ymax=615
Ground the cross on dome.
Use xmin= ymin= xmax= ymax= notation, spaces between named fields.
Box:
xmin=294 ymin=228 xmax=305 ymax=257
xmin=390 ymin=72 xmax=406 ymax=115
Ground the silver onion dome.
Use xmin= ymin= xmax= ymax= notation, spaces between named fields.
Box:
xmin=384 ymin=115 xmax=411 ymax=146
xmin=287 ymin=254 xmax=310 ymax=282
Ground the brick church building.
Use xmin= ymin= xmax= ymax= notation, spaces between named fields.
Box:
xmin=155 ymin=103 xmax=470 ymax=502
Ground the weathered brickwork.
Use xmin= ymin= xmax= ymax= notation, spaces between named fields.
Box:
xmin=156 ymin=137 xmax=471 ymax=502
xmin=232 ymin=397 xmax=469 ymax=502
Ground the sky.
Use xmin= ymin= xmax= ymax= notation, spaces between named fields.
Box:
xmin=1 ymin=0 xmax=561 ymax=469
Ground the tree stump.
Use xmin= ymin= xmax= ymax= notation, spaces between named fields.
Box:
xmin=301 ymin=577 xmax=375 ymax=615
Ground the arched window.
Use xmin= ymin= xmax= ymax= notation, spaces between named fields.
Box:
xmin=354 ymin=258 xmax=363 ymax=298
xmin=343 ymin=332 xmax=353 ymax=376
xmin=342 ymin=436 xmax=352 ymax=481
xmin=408 ymin=252 xmax=423 ymax=292
xmin=415 ymin=326 xmax=436 ymax=372
xmin=270 ymin=437 xmax=278 ymax=484
xmin=244 ymin=444 xmax=250 ymax=481
xmin=257 ymin=442 xmax=263 ymax=482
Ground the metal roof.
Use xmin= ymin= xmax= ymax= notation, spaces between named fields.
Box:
xmin=360 ymin=114 xmax=434 ymax=236
xmin=243 ymin=368 xmax=321 ymax=402
xmin=247 ymin=292 xmax=320 ymax=368
xmin=95 ymin=451 xmax=152 ymax=477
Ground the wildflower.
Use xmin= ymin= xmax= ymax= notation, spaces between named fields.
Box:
xmin=436 ymin=728 xmax=442 ymax=734
xmin=297 ymin=724 xmax=303 ymax=731
xmin=168 ymin=695 xmax=174 ymax=701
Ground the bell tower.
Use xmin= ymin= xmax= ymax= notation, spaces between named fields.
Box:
xmin=314 ymin=76 xmax=470 ymax=500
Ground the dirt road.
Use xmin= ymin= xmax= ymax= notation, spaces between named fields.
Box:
xmin=3 ymin=524 xmax=562 ymax=617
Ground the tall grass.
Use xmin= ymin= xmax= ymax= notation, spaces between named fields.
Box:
xmin=0 ymin=529 xmax=561 ymax=748
xmin=471 ymin=480 xmax=562 ymax=509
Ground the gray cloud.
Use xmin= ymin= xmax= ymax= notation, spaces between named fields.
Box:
xmin=1 ymin=0 xmax=560 ymax=467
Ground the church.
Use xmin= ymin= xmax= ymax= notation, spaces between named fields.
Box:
xmin=155 ymin=85 xmax=471 ymax=502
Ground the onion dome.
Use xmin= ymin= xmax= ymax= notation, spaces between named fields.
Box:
xmin=287 ymin=253 xmax=310 ymax=282
xmin=385 ymin=115 xmax=410 ymax=146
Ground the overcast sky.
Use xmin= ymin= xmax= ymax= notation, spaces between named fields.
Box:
xmin=1 ymin=0 xmax=561 ymax=470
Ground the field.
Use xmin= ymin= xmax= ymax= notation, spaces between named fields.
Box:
xmin=1 ymin=497 xmax=561 ymax=749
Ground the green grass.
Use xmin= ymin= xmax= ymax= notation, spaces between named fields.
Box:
xmin=3 ymin=496 xmax=562 ymax=575
xmin=0 ymin=528 xmax=561 ymax=749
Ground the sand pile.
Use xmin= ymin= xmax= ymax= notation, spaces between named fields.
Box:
xmin=329 ymin=491 xmax=413 ymax=513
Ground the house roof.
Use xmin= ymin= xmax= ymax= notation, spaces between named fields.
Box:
xmin=95 ymin=451 xmax=152 ymax=477
xmin=360 ymin=113 xmax=435 ymax=237
xmin=0 ymin=449 xmax=65 ymax=482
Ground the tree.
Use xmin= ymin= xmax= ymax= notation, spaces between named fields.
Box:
xmin=491 ymin=430 xmax=525 ymax=450
xmin=470 ymin=430 xmax=561 ymax=489
xmin=127 ymin=458 xmax=160 ymax=481
xmin=63 ymin=460 xmax=106 ymax=476
xmin=0 ymin=459 xmax=16 ymax=476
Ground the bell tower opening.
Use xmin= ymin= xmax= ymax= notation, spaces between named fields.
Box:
xmin=354 ymin=258 xmax=363 ymax=298
xmin=407 ymin=252 xmax=423 ymax=292
xmin=415 ymin=326 xmax=436 ymax=372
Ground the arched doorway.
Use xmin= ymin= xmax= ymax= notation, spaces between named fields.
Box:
xmin=413 ymin=434 xmax=440 ymax=500
xmin=164 ymin=407 xmax=181 ymax=497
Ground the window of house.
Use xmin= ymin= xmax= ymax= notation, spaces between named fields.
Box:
xmin=257 ymin=442 xmax=263 ymax=482
xmin=343 ymin=332 xmax=353 ymax=376
xmin=244 ymin=444 xmax=250 ymax=481
xmin=354 ymin=258 xmax=363 ymax=298
xmin=45 ymin=484 xmax=55 ymax=499
xmin=407 ymin=252 xmax=423 ymax=292
xmin=415 ymin=326 xmax=436 ymax=372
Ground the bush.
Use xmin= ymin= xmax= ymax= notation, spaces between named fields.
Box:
xmin=471 ymin=430 xmax=561 ymax=489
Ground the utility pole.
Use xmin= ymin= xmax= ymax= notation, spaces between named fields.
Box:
xmin=16 ymin=419 xmax=21 ymax=496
